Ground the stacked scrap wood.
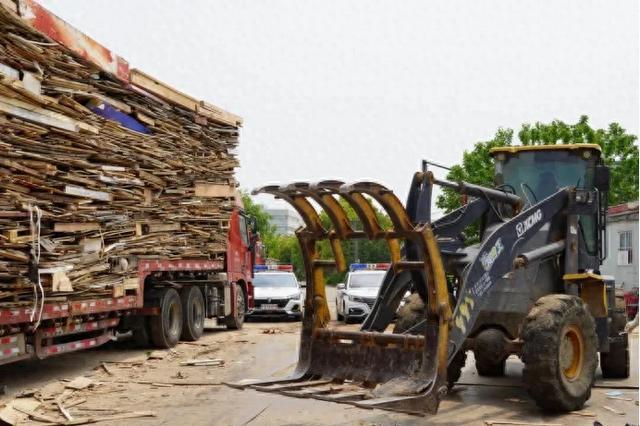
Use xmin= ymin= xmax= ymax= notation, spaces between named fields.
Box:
xmin=0 ymin=6 xmax=239 ymax=306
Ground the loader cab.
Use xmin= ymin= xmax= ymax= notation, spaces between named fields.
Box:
xmin=491 ymin=144 xmax=601 ymax=204
xmin=490 ymin=144 xmax=606 ymax=262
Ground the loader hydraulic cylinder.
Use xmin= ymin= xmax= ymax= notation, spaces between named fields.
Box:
xmin=431 ymin=176 xmax=522 ymax=208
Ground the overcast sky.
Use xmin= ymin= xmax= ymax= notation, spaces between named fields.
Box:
xmin=41 ymin=1 xmax=639 ymax=215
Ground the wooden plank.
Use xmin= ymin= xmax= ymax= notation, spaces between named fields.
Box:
xmin=51 ymin=270 xmax=73 ymax=292
xmin=21 ymin=72 xmax=41 ymax=96
xmin=130 ymin=69 xmax=198 ymax=111
xmin=194 ymin=183 xmax=235 ymax=198
xmin=130 ymin=69 xmax=241 ymax=127
xmin=53 ymin=222 xmax=101 ymax=233
xmin=0 ymin=99 xmax=77 ymax=131
xmin=123 ymin=278 xmax=139 ymax=291
xmin=0 ymin=62 xmax=20 ymax=80
xmin=198 ymin=100 xmax=243 ymax=126
xmin=112 ymin=281 xmax=124 ymax=298
xmin=0 ymin=249 xmax=29 ymax=262
xmin=0 ymin=0 xmax=18 ymax=15
xmin=64 ymin=184 xmax=113 ymax=201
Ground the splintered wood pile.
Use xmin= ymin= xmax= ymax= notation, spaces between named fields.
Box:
xmin=0 ymin=6 xmax=240 ymax=307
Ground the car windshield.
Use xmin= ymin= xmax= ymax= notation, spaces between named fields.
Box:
xmin=253 ymin=273 xmax=298 ymax=288
xmin=348 ymin=271 xmax=386 ymax=288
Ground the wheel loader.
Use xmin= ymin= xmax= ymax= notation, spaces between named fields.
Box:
xmin=229 ymin=144 xmax=630 ymax=415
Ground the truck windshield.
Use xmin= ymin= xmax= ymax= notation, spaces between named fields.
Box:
xmin=253 ymin=273 xmax=298 ymax=288
xmin=348 ymin=271 xmax=386 ymax=288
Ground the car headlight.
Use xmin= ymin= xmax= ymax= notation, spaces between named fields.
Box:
xmin=285 ymin=293 xmax=300 ymax=300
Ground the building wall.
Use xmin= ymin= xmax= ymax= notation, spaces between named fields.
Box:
xmin=266 ymin=208 xmax=304 ymax=235
xmin=601 ymin=213 xmax=639 ymax=291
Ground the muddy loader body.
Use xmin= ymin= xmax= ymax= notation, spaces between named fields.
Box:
xmin=229 ymin=143 xmax=629 ymax=415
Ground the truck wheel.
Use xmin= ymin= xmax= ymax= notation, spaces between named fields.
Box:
xmin=225 ymin=285 xmax=245 ymax=330
xmin=600 ymin=310 xmax=630 ymax=378
xmin=522 ymin=294 xmax=597 ymax=412
xmin=131 ymin=316 xmax=151 ymax=347
xmin=180 ymin=286 xmax=205 ymax=341
xmin=474 ymin=328 xmax=509 ymax=377
xmin=393 ymin=292 xmax=466 ymax=390
xmin=149 ymin=288 xmax=183 ymax=348
xmin=476 ymin=355 xmax=506 ymax=377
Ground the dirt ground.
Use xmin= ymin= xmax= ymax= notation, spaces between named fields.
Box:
xmin=1 ymin=308 xmax=638 ymax=425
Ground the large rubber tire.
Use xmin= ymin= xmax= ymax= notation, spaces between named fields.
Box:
xmin=476 ymin=354 xmax=506 ymax=377
xmin=393 ymin=292 xmax=467 ymax=390
xmin=522 ymin=294 xmax=597 ymax=412
xmin=600 ymin=310 xmax=630 ymax=378
xmin=149 ymin=288 xmax=183 ymax=348
xmin=118 ymin=315 xmax=150 ymax=348
xmin=225 ymin=284 xmax=245 ymax=330
xmin=474 ymin=328 xmax=508 ymax=377
xmin=180 ymin=286 xmax=205 ymax=341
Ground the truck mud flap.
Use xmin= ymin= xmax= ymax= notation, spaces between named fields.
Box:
xmin=227 ymin=180 xmax=451 ymax=415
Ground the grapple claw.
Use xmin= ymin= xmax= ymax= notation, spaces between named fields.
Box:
xmin=230 ymin=177 xmax=451 ymax=415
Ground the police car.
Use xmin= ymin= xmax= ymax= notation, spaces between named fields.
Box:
xmin=335 ymin=263 xmax=390 ymax=323
xmin=248 ymin=265 xmax=303 ymax=320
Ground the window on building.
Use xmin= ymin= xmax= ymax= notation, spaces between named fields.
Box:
xmin=618 ymin=231 xmax=633 ymax=266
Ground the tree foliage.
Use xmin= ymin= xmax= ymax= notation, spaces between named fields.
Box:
xmin=317 ymin=198 xmax=391 ymax=284
xmin=242 ymin=193 xmax=392 ymax=283
xmin=436 ymin=116 xmax=638 ymax=221
xmin=241 ymin=192 xmax=276 ymax=239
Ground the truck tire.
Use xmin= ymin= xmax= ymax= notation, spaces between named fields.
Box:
xmin=180 ymin=286 xmax=205 ymax=341
xmin=225 ymin=284 xmax=245 ymax=330
xmin=474 ymin=328 xmax=509 ymax=377
xmin=476 ymin=354 xmax=506 ymax=377
xmin=600 ymin=310 xmax=630 ymax=378
xmin=522 ymin=294 xmax=597 ymax=412
xmin=131 ymin=316 xmax=151 ymax=347
xmin=393 ymin=292 xmax=467 ymax=390
xmin=149 ymin=288 xmax=183 ymax=348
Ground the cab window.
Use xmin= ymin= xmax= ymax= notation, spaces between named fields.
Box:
xmin=494 ymin=149 xmax=598 ymax=255
xmin=238 ymin=215 xmax=250 ymax=246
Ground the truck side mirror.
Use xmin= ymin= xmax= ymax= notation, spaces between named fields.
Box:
xmin=336 ymin=283 xmax=345 ymax=290
xmin=595 ymin=165 xmax=610 ymax=192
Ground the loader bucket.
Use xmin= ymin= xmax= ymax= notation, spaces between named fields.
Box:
xmin=227 ymin=179 xmax=452 ymax=415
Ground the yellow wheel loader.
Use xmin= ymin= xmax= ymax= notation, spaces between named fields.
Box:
xmin=229 ymin=144 xmax=629 ymax=415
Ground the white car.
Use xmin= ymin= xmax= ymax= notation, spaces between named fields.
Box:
xmin=248 ymin=266 xmax=303 ymax=321
xmin=335 ymin=264 xmax=389 ymax=323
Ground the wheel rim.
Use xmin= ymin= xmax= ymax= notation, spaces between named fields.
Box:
xmin=560 ymin=325 xmax=584 ymax=381
xmin=169 ymin=299 xmax=181 ymax=336
xmin=236 ymin=290 xmax=245 ymax=321
xmin=192 ymin=296 xmax=204 ymax=330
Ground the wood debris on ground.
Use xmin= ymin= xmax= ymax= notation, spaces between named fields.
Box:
xmin=179 ymin=358 xmax=224 ymax=367
xmin=602 ymin=405 xmax=625 ymax=415
xmin=0 ymin=5 xmax=240 ymax=307
xmin=0 ymin=372 xmax=156 ymax=425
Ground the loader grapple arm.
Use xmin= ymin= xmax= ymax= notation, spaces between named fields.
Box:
xmin=227 ymin=179 xmax=452 ymax=415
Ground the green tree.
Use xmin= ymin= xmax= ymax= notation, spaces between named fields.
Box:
xmin=436 ymin=116 xmax=639 ymax=242
xmin=241 ymin=191 xmax=275 ymax=239
xmin=317 ymin=198 xmax=392 ymax=284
